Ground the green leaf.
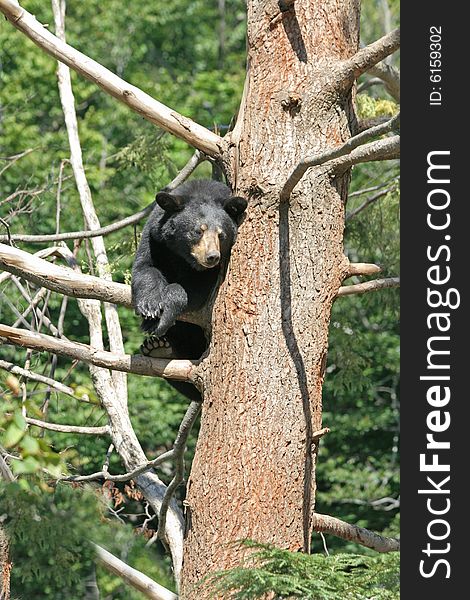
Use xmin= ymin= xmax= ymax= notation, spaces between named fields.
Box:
xmin=13 ymin=410 xmax=27 ymax=431
xmin=11 ymin=456 xmax=40 ymax=475
xmin=20 ymin=435 xmax=41 ymax=455
xmin=3 ymin=423 xmax=26 ymax=448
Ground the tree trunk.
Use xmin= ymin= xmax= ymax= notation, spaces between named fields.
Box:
xmin=0 ymin=527 xmax=10 ymax=600
xmin=181 ymin=0 xmax=360 ymax=594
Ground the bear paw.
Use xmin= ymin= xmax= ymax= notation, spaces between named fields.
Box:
xmin=140 ymin=336 xmax=175 ymax=359
xmin=135 ymin=298 xmax=163 ymax=320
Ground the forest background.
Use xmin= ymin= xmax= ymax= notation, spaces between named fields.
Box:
xmin=0 ymin=0 xmax=399 ymax=597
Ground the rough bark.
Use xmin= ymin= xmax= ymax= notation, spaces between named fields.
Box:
xmin=181 ymin=0 xmax=360 ymax=594
xmin=0 ymin=528 xmax=10 ymax=600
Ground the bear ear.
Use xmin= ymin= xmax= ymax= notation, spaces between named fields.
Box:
xmin=155 ymin=191 xmax=185 ymax=213
xmin=223 ymin=196 xmax=247 ymax=219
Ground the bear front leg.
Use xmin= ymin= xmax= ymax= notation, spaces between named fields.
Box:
xmin=132 ymin=264 xmax=167 ymax=322
xmin=151 ymin=283 xmax=188 ymax=337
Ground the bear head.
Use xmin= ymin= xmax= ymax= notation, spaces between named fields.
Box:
xmin=155 ymin=180 xmax=247 ymax=271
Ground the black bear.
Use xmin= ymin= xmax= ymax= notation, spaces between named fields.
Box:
xmin=132 ymin=179 xmax=247 ymax=401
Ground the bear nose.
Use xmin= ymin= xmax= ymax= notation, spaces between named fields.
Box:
xmin=205 ymin=251 xmax=220 ymax=266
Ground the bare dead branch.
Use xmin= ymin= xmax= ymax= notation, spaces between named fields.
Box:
xmin=51 ymin=0 xmax=128 ymax=404
xmin=41 ymin=294 xmax=68 ymax=409
xmin=11 ymin=285 xmax=47 ymax=330
xmin=0 ymin=149 xmax=205 ymax=244
xmin=10 ymin=276 xmax=63 ymax=338
xmin=157 ymin=401 xmax=201 ymax=543
xmin=337 ymin=277 xmax=400 ymax=297
xmin=346 ymin=263 xmax=381 ymax=278
xmin=281 ymin=114 xmax=399 ymax=200
xmin=93 ymin=544 xmax=178 ymax=600
xmin=0 ymin=244 xmax=206 ymax=327
xmin=0 ymin=247 xmax=61 ymax=285
xmin=332 ymin=135 xmax=400 ymax=174
xmin=0 ymin=243 xmax=132 ymax=307
xmin=0 ymin=0 xmax=224 ymax=157
xmin=350 ymin=176 xmax=399 ymax=200
xmin=356 ymin=77 xmax=384 ymax=94
xmin=339 ymin=28 xmax=400 ymax=84
xmin=55 ymin=242 xmax=185 ymax=574
xmin=0 ymin=204 xmax=154 ymax=244
xmin=0 ymin=291 xmax=33 ymax=331
xmin=339 ymin=495 xmax=400 ymax=511
xmin=312 ymin=427 xmax=330 ymax=440
xmin=0 ymin=324 xmax=198 ymax=381
xmin=0 ymin=147 xmax=36 ymax=177
xmin=0 ymin=174 xmax=74 ymax=215
xmin=0 ymin=452 xmax=15 ymax=484
xmin=60 ymin=450 xmax=174 ymax=483
xmin=0 ymin=219 xmax=15 ymax=250
xmin=25 ymin=417 xmax=109 ymax=436
xmin=164 ymin=150 xmax=205 ymax=191
xmin=346 ymin=184 xmax=398 ymax=221
xmin=0 ymin=359 xmax=89 ymax=401
xmin=368 ymin=62 xmax=400 ymax=102
xmin=356 ymin=116 xmax=390 ymax=133
xmin=312 ymin=513 xmax=399 ymax=552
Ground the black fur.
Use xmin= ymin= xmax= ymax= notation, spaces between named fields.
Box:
xmin=132 ymin=179 xmax=247 ymax=400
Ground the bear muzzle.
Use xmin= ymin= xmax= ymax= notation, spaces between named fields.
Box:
xmin=191 ymin=229 xmax=221 ymax=269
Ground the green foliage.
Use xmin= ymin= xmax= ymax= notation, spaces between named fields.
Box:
xmin=1 ymin=0 xmax=399 ymax=596
xmin=1 ymin=483 xmax=100 ymax=599
xmin=0 ymin=401 xmax=68 ymax=482
xmin=356 ymin=95 xmax=398 ymax=118
xmin=0 ymin=482 xmax=175 ymax=599
xmin=317 ymin=158 xmax=400 ymax=549
xmin=203 ymin=542 xmax=399 ymax=599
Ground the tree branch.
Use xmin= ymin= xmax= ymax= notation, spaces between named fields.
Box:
xmin=0 ymin=0 xmax=224 ymax=157
xmin=368 ymin=62 xmax=400 ymax=102
xmin=0 ymin=204 xmax=155 ymax=245
xmin=60 ymin=450 xmax=174 ymax=483
xmin=0 ymin=325 xmax=198 ymax=381
xmin=332 ymin=135 xmax=400 ymax=175
xmin=93 ymin=544 xmax=178 ymax=600
xmin=356 ymin=77 xmax=384 ymax=95
xmin=339 ymin=28 xmax=400 ymax=84
xmin=25 ymin=417 xmax=109 ymax=436
xmin=312 ymin=513 xmax=399 ymax=552
xmin=281 ymin=114 xmax=399 ymax=200
xmin=10 ymin=276 xmax=62 ymax=337
xmin=356 ymin=116 xmax=390 ymax=133
xmin=0 ymin=243 xmax=132 ymax=307
xmin=345 ymin=262 xmax=381 ymax=278
xmin=52 ymin=0 xmax=128 ymax=404
xmin=52 ymin=245 xmax=185 ymax=577
xmin=0 ymin=149 xmax=206 ymax=244
xmin=157 ymin=401 xmax=201 ymax=543
xmin=0 ymin=246 xmax=62 ymax=285
xmin=0 ymin=452 xmax=15 ymax=484
xmin=312 ymin=427 xmax=330 ymax=440
xmin=346 ymin=184 xmax=398 ymax=221
xmin=0 ymin=359 xmax=89 ymax=401
xmin=337 ymin=277 xmax=400 ymax=297
xmin=0 ymin=243 xmax=206 ymax=327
